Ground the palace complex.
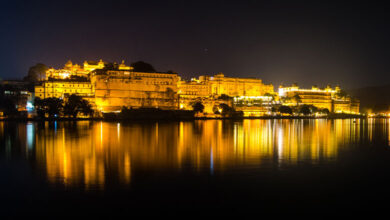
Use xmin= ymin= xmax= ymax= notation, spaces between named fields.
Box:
xmin=178 ymin=73 xmax=275 ymax=114
xmin=20 ymin=59 xmax=360 ymax=116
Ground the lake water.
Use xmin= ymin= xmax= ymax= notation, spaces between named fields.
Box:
xmin=1 ymin=119 xmax=390 ymax=215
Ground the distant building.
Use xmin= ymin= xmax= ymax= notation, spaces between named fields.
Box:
xmin=0 ymin=80 xmax=33 ymax=112
xmin=332 ymin=97 xmax=360 ymax=114
xmin=278 ymin=84 xmax=359 ymax=114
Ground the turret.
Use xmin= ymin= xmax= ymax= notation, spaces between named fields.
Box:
xmin=118 ymin=60 xmax=133 ymax=70
xmin=335 ymin=85 xmax=341 ymax=93
xmin=64 ymin=60 xmax=73 ymax=69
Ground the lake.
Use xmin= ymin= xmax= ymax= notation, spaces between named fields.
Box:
xmin=1 ymin=119 xmax=390 ymax=215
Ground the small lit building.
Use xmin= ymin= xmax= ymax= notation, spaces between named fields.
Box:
xmin=34 ymin=80 xmax=94 ymax=103
xmin=0 ymin=80 xmax=34 ymax=112
xmin=332 ymin=98 xmax=360 ymax=114
xmin=233 ymin=96 xmax=273 ymax=117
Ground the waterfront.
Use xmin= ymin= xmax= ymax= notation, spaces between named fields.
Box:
xmin=1 ymin=119 xmax=390 ymax=215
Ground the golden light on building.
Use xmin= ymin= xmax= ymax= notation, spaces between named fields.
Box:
xmin=42 ymin=59 xmax=132 ymax=80
xmin=278 ymin=84 xmax=359 ymax=114
xmin=32 ymin=59 xmax=359 ymax=115
xmin=178 ymin=73 xmax=275 ymax=113
xmin=83 ymin=59 xmax=105 ymax=72
xmin=34 ymin=81 xmax=94 ymax=100
xmin=233 ymin=96 xmax=273 ymax=117
xmin=92 ymin=70 xmax=179 ymax=112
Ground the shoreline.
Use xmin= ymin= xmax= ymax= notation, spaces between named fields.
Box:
xmin=0 ymin=114 xmax=367 ymax=122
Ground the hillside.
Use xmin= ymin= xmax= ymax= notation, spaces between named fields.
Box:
xmin=348 ymin=84 xmax=390 ymax=112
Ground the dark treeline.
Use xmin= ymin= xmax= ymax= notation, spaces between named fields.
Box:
xmin=34 ymin=94 xmax=93 ymax=118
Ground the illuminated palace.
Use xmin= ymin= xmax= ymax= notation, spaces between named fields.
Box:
xmin=279 ymin=84 xmax=360 ymax=114
xmin=178 ymin=73 xmax=275 ymax=115
xmin=179 ymin=73 xmax=274 ymax=97
xmin=34 ymin=60 xmax=131 ymax=104
xmin=92 ymin=69 xmax=179 ymax=112
xmin=33 ymin=60 xmax=360 ymax=115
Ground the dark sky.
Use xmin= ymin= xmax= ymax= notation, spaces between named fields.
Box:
xmin=0 ymin=0 xmax=389 ymax=88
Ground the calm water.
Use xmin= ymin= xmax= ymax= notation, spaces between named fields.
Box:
xmin=1 ymin=119 xmax=390 ymax=215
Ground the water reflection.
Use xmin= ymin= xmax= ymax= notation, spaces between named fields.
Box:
xmin=1 ymin=119 xmax=390 ymax=190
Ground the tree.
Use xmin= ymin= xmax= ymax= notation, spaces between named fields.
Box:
xmin=46 ymin=98 xmax=63 ymax=117
xmin=24 ymin=63 xmax=48 ymax=82
xmin=213 ymin=105 xmax=220 ymax=114
xmin=217 ymin=94 xmax=232 ymax=101
xmin=218 ymin=103 xmax=234 ymax=116
xmin=321 ymin=108 xmax=330 ymax=115
xmin=299 ymin=105 xmax=311 ymax=116
xmin=64 ymin=95 xmax=83 ymax=118
xmin=192 ymin=102 xmax=204 ymax=113
xmin=0 ymin=97 xmax=17 ymax=116
xmin=34 ymin=97 xmax=63 ymax=118
xmin=292 ymin=94 xmax=301 ymax=106
xmin=80 ymin=99 xmax=93 ymax=117
xmin=131 ymin=61 xmax=156 ymax=72
xmin=299 ymin=104 xmax=319 ymax=116
xmin=309 ymin=105 xmax=318 ymax=113
xmin=64 ymin=94 xmax=93 ymax=118
xmin=34 ymin=97 xmax=46 ymax=118
xmin=279 ymin=106 xmax=293 ymax=115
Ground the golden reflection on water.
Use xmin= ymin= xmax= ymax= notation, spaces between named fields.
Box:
xmin=3 ymin=119 xmax=390 ymax=190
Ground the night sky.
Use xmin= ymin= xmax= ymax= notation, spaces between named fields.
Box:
xmin=1 ymin=0 xmax=389 ymax=88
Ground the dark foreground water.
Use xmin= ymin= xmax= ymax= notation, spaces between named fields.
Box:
xmin=1 ymin=119 xmax=390 ymax=216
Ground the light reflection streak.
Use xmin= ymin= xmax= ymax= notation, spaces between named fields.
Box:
xmin=117 ymin=123 xmax=120 ymax=140
xmin=210 ymin=147 xmax=214 ymax=175
xmin=26 ymin=122 xmax=34 ymax=151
